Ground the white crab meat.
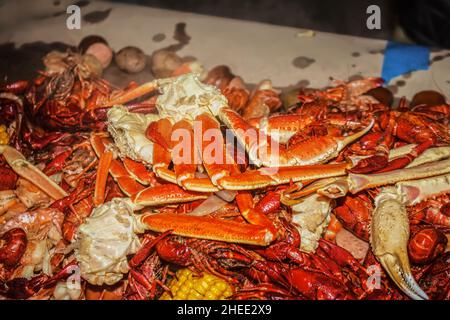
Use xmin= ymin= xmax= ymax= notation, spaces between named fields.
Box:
xmin=74 ymin=198 xmax=143 ymax=286
xmin=291 ymin=193 xmax=332 ymax=253
xmin=107 ymin=105 xmax=159 ymax=164
xmin=154 ymin=73 xmax=228 ymax=122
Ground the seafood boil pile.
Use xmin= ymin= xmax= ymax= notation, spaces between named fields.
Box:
xmin=0 ymin=47 xmax=449 ymax=300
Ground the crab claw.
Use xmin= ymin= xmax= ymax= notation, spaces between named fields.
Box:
xmin=370 ymin=187 xmax=428 ymax=300
xmin=376 ymin=253 xmax=428 ymax=300
xmin=0 ymin=145 xmax=68 ymax=200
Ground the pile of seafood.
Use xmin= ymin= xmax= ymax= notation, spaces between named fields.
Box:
xmin=0 ymin=48 xmax=449 ymax=300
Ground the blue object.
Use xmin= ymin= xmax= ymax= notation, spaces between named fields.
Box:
xmin=381 ymin=41 xmax=430 ymax=84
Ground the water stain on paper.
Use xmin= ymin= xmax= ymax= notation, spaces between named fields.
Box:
xmin=396 ymin=80 xmax=406 ymax=87
xmin=51 ymin=1 xmax=90 ymax=17
xmin=75 ymin=0 xmax=90 ymax=7
xmin=174 ymin=22 xmax=191 ymax=45
xmin=430 ymin=52 xmax=450 ymax=65
xmin=292 ymin=56 xmax=315 ymax=69
xmin=369 ymin=49 xmax=385 ymax=55
xmin=156 ymin=22 xmax=191 ymax=53
xmin=152 ymin=33 xmax=166 ymax=42
xmin=402 ymin=72 xmax=412 ymax=79
xmin=348 ymin=74 xmax=364 ymax=81
xmin=83 ymin=8 xmax=112 ymax=24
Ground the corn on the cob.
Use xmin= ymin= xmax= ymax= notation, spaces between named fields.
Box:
xmin=0 ymin=125 xmax=9 ymax=145
xmin=160 ymin=268 xmax=234 ymax=300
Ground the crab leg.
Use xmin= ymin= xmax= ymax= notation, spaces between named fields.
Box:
xmin=348 ymin=158 xmax=450 ymax=194
xmin=247 ymin=114 xmax=316 ymax=144
xmin=219 ymin=107 xmax=288 ymax=167
xmin=90 ymin=133 xmax=146 ymax=196
xmin=195 ymin=112 xmax=241 ymax=184
xmin=281 ymin=177 xmax=348 ymax=205
xmin=76 ymin=197 xmax=274 ymax=286
xmin=286 ymin=119 xmax=374 ymax=166
xmin=397 ymin=173 xmax=450 ymax=206
xmin=220 ymin=107 xmax=374 ymax=167
xmin=93 ymin=150 xmax=113 ymax=206
xmin=131 ymin=184 xmax=208 ymax=206
xmin=141 ymin=213 xmax=274 ymax=246
xmin=171 ymin=120 xmax=197 ymax=184
xmin=181 ymin=177 xmax=220 ymax=192
xmin=217 ymin=162 xmax=349 ymax=190
xmin=405 ymin=146 xmax=450 ymax=168
xmin=122 ymin=158 xmax=157 ymax=186
xmin=146 ymin=117 xmax=220 ymax=192
xmin=92 ymin=138 xmax=211 ymax=205
xmin=371 ymin=187 xmax=428 ymax=300
xmin=146 ymin=119 xmax=175 ymax=183
xmin=104 ymin=81 xmax=159 ymax=106
xmin=0 ymin=145 xmax=67 ymax=200
xmin=386 ymin=144 xmax=450 ymax=167
xmin=235 ymin=192 xmax=277 ymax=238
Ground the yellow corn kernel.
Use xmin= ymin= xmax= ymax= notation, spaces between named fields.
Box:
xmin=0 ymin=129 xmax=9 ymax=145
xmin=160 ymin=269 xmax=234 ymax=300
xmin=0 ymin=124 xmax=6 ymax=132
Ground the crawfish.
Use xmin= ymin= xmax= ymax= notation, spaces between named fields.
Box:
xmin=408 ymin=195 xmax=450 ymax=227
xmin=334 ymin=193 xmax=373 ymax=241
xmin=411 ymin=101 xmax=450 ymax=125
xmin=0 ymin=228 xmax=27 ymax=268
xmin=51 ymin=173 xmax=96 ymax=242
xmin=414 ymin=252 xmax=450 ymax=300
xmin=155 ymin=233 xmax=261 ymax=284
xmin=126 ymin=249 xmax=169 ymax=300
xmin=0 ymin=164 xmax=18 ymax=191
xmin=0 ymin=260 xmax=77 ymax=299
xmin=408 ymin=226 xmax=447 ymax=265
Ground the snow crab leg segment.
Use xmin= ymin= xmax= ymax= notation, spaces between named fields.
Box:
xmin=217 ymin=162 xmax=349 ymax=190
xmin=371 ymin=187 xmax=428 ymax=300
xmin=131 ymin=184 xmax=208 ymax=207
xmin=281 ymin=177 xmax=348 ymax=205
xmin=122 ymin=158 xmax=156 ymax=186
xmin=0 ymin=145 xmax=68 ymax=200
xmin=195 ymin=112 xmax=240 ymax=184
xmin=221 ymin=107 xmax=374 ymax=167
xmin=93 ymin=150 xmax=113 ymax=207
xmin=171 ymin=120 xmax=197 ymax=185
xmin=405 ymin=146 xmax=450 ymax=168
xmin=248 ymin=114 xmax=315 ymax=144
xmin=141 ymin=213 xmax=274 ymax=246
xmin=235 ymin=192 xmax=277 ymax=238
xmin=348 ymin=158 xmax=450 ymax=194
xmin=397 ymin=173 xmax=450 ymax=206
xmin=286 ymin=119 xmax=374 ymax=166
xmin=104 ymin=81 xmax=159 ymax=106
xmin=145 ymin=119 xmax=174 ymax=183
xmin=145 ymin=118 xmax=220 ymax=192
xmin=181 ymin=178 xmax=220 ymax=193
xmin=219 ymin=107 xmax=290 ymax=167
xmin=90 ymin=133 xmax=145 ymax=196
